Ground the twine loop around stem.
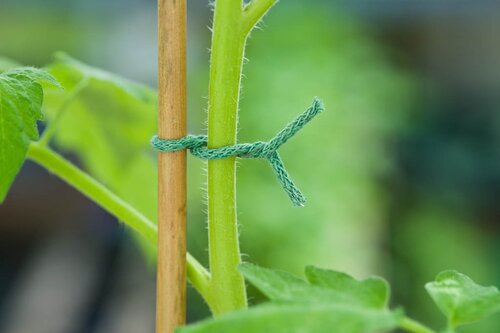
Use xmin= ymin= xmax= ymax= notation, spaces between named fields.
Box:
xmin=151 ymin=98 xmax=325 ymax=206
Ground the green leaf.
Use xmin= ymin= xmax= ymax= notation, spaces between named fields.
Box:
xmin=240 ymin=263 xmax=389 ymax=309
xmin=239 ymin=263 xmax=311 ymax=301
xmin=189 ymin=264 xmax=403 ymax=333
xmin=177 ymin=303 xmax=402 ymax=333
xmin=180 ymin=264 xmax=400 ymax=333
xmin=43 ymin=53 xmax=158 ymax=241
xmin=426 ymin=270 xmax=500 ymax=329
xmin=305 ymin=266 xmax=390 ymax=308
xmin=0 ymin=67 xmax=59 ymax=202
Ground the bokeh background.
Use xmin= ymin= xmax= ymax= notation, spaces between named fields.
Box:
xmin=1 ymin=0 xmax=500 ymax=332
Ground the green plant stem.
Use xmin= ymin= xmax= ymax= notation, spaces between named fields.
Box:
xmin=400 ymin=317 xmax=437 ymax=333
xmin=206 ymin=0 xmax=278 ymax=316
xmin=207 ymin=0 xmax=248 ymax=315
xmin=242 ymin=0 xmax=279 ymax=35
xmin=26 ymin=142 xmax=211 ymax=300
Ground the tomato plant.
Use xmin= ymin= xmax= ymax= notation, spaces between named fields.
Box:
xmin=1 ymin=1 xmax=500 ymax=332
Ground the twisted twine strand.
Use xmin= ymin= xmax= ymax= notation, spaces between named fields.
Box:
xmin=151 ymin=98 xmax=325 ymax=206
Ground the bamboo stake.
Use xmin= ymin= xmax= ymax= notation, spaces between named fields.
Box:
xmin=156 ymin=0 xmax=187 ymax=332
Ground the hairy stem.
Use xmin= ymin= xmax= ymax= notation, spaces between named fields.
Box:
xmin=400 ymin=317 xmax=437 ymax=333
xmin=26 ymin=142 xmax=211 ymax=300
xmin=207 ymin=0 xmax=248 ymax=315
xmin=206 ymin=0 xmax=278 ymax=316
xmin=242 ymin=0 xmax=279 ymax=35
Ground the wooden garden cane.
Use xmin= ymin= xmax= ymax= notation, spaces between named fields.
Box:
xmin=157 ymin=0 xmax=187 ymax=332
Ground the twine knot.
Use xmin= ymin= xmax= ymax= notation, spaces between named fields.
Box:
xmin=151 ymin=98 xmax=325 ymax=207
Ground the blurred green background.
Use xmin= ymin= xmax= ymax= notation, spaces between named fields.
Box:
xmin=1 ymin=0 xmax=500 ymax=332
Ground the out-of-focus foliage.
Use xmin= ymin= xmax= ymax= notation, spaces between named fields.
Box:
xmin=426 ymin=270 xmax=500 ymax=331
xmin=44 ymin=53 xmax=158 ymax=255
xmin=390 ymin=203 xmax=500 ymax=332
xmin=0 ymin=6 xmax=102 ymax=66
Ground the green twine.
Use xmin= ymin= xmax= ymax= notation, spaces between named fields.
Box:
xmin=151 ymin=98 xmax=325 ymax=207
